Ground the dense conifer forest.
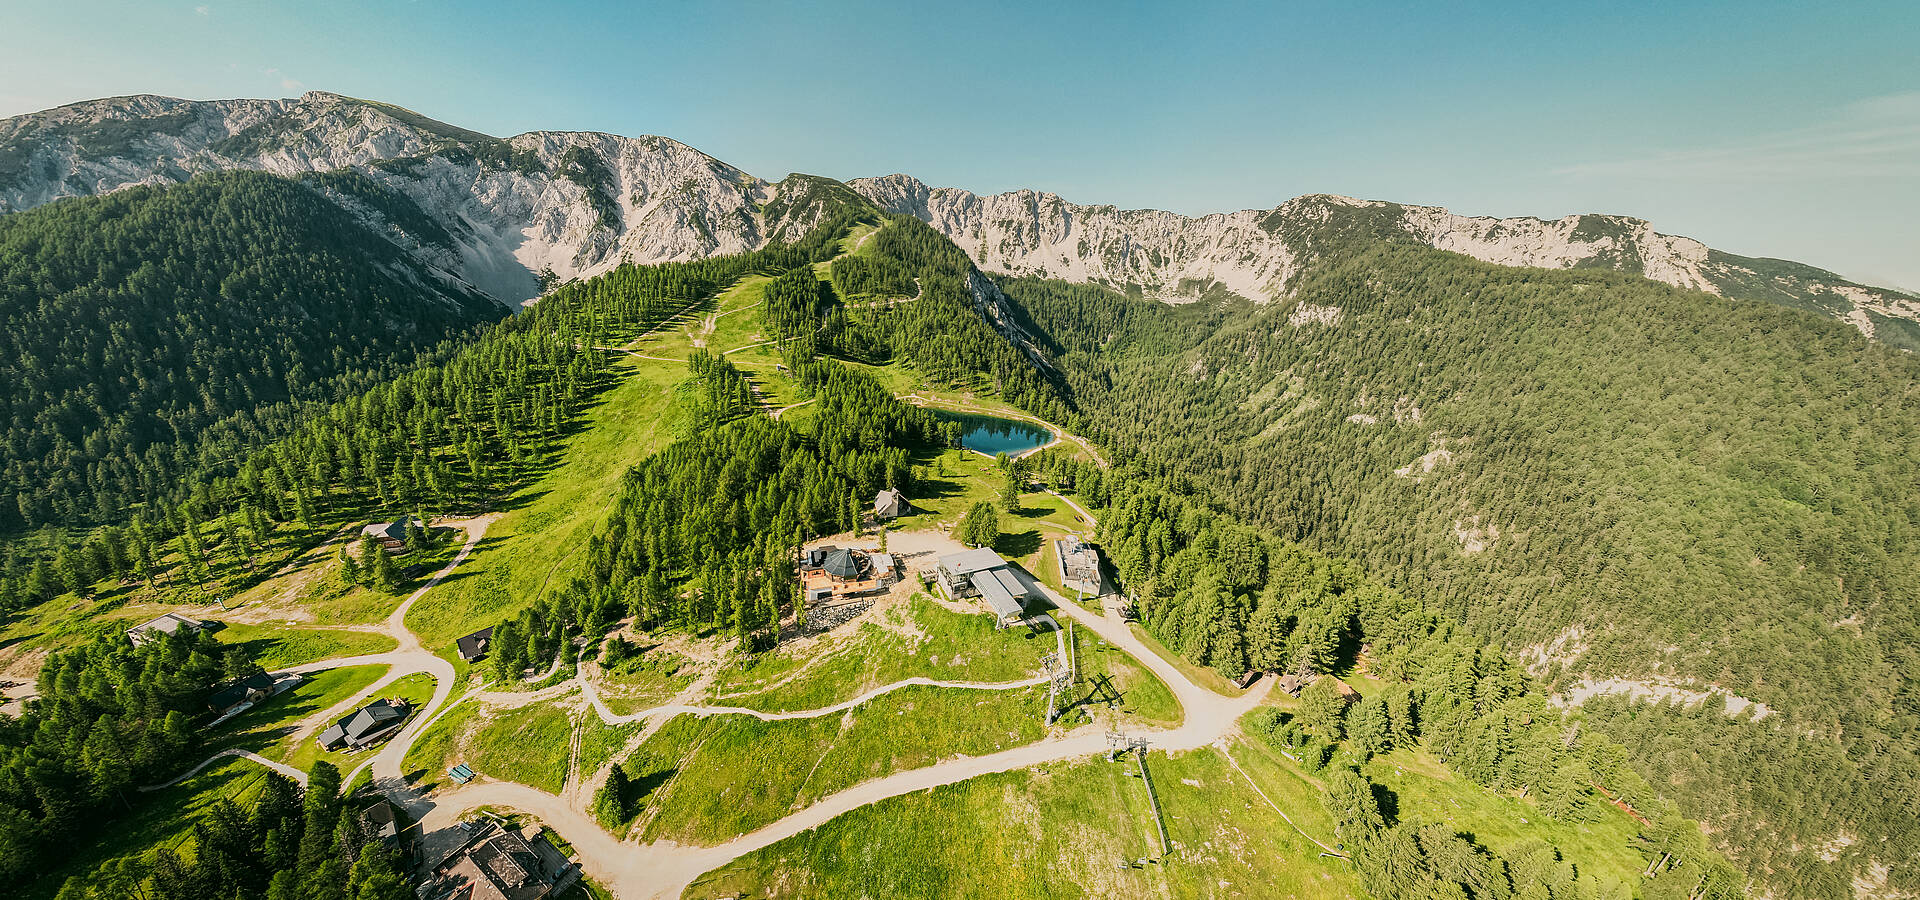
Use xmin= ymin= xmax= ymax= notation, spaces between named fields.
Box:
xmin=578 ymin=353 xmax=951 ymax=650
xmin=1056 ymin=463 xmax=1743 ymax=900
xmin=1002 ymin=237 xmax=1920 ymax=898
xmin=1 ymin=167 xmax=1909 ymax=899
xmin=0 ymin=171 xmax=504 ymax=531
xmin=0 ymin=220 xmax=848 ymax=618
xmin=49 ymin=761 xmax=411 ymax=900
xmin=0 ymin=629 xmax=252 ymax=886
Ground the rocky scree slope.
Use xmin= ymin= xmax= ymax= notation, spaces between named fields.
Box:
xmin=0 ymin=92 xmax=845 ymax=306
xmin=850 ymin=173 xmax=1920 ymax=350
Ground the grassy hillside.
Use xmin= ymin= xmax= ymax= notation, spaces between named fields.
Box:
xmin=1004 ymin=240 xmax=1920 ymax=897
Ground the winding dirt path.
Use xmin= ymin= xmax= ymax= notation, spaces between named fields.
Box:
xmin=419 ymin=588 xmax=1272 ymax=899
xmin=770 ymin=398 xmax=814 ymax=420
xmin=142 ymin=747 xmax=310 ymax=791
xmin=408 ymin=519 xmax=1270 ymax=899
xmin=144 ymin=407 xmax=1296 ymax=900
xmin=147 ymin=516 xmax=494 ymax=793
xmin=580 ymin=672 xmax=1049 ymax=726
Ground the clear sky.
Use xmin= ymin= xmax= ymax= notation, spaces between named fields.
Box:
xmin=6 ymin=0 xmax=1917 ymax=289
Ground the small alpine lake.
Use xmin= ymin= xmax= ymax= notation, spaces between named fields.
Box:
xmin=934 ymin=409 xmax=1053 ymax=457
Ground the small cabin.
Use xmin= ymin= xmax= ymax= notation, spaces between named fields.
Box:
xmin=126 ymin=613 xmax=204 ymax=647
xmin=455 ymin=626 xmax=495 ymax=662
xmin=360 ymin=517 xmax=423 ymax=553
xmin=205 ymin=671 xmax=281 ymax=717
xmin=873 ymin=488 xmax=911 ymax=520
xmin=317 ymin=698 xmax=411 ymax=750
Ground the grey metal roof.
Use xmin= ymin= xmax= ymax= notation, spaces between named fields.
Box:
xmin=362 ymin=519 xmax=408 ymax=541
xmin=344 ymin=700 xmax=405 ymax=741
xmin=939 ymin=548 xmax=1008 ymax=576
xmin=970 ymin=571 xmax=1025 ymax=619
xmin=822 ymin=548 xmax=862 ymax=579
xmin=127 ymin=612 xmax=201 ymax=637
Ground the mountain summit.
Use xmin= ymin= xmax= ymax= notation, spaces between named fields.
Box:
xmin=3 ymin=92 xmax=1914 ymax=348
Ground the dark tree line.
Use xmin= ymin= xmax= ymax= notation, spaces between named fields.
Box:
xmin=0 ymin=179 xmax=876 ymax=621
xmin=0 ymin=628 xmax=256 ymax=888
xmin=2 ymin=208 xmax=881 ymax=896
xmin=580 ymin=357 xmax=950 ymax=650
xmin=52 ymin=762 xmax=410 ymax=900
xmin=684 ymin=350 xmax=754 ymax=429
xmin=1087 ymin=473 xmax=1737 ymax=898
xmin=829 ymin=253 xmax=915 ymax=300
xmin=0 ymin=249 xmax=780 ymax=617
xmin=762 ymin=216 xmax=1071 ymax=423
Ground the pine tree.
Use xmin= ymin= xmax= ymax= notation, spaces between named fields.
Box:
xmin=369 ymin=546 xmax=402 ymax=593
xmin=595 ymin=765 xmax=632 ymax=826
xmin=1348 ymin=695 xmax=1393 ymax=757
xmin=1298 ymin=677 xmax=1350 ymax=741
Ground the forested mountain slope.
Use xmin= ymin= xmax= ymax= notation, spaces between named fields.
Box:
xmin=1002 ymin=235 xmax=1920 ymax=898
xmin=2 ymin=93 xmax=882 ymax=304
xmin=852 ymin=173 xmax=1920 ymax=351
xmin=0 ymin=170 xmax=502 ymax=530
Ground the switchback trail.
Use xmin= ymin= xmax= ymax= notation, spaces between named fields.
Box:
xmin=143 ymin=516 xmax=494 ymax=793
xmin=141 ymin=414 xmax=1294 ymax=900
xmin=416 ymin=530 xmax=1273 ymax=899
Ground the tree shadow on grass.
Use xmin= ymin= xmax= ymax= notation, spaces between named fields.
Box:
xmin=912 ymin=474 xmax=969 ymax=502
xmin=994 ymin=530 xmax=1042 ymax=559
xmin=623 ymin=767 xmax=677 ymax=820
xmin=489 ymin=489 xmax=552 ymax=514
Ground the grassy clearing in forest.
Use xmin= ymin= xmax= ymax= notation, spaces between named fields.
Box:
xmin=212 ymin=622 xmax=397 ymax=669
xmin=887 ymin=447 xmax=1085 ymax=570
xmin=408 ymin=273 xmax=784 ymax=662
xmin=212 ymin=664 xmax=389 ymax=756
xmin=592 ymin=644 xmax=700 ymax=715
xmin=685 ymin=746 xmax=1363 ymax=900
xmin=1364 ymin=747 xmax=1646 ymax=893
xmin=708 ymin=593 xmax=1049 ymax=712
xmin=405 ymin=337 xmax=693 ymax=661
xmin=23 ymin=755 xmax=288 ymax=900
xmin=629 ymin=684 xmax=1049 ymax=845
xmin=455 ymin=702 xmax=576 ymax=793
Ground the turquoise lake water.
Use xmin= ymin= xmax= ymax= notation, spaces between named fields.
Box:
xmin=935 ymin=410 xmax=1052 ymax=456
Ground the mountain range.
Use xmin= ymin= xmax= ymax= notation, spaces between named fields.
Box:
xmin=5 ymin=91 xmax=1916 ymax=350
xmin=4 ymin=90 xmax=1918 ymax=899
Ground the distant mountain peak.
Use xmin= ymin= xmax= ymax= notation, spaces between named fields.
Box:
xmin=2 ymin=92 xmax=1913 ymax=347
xmin=0 ymin=93 xmax=870 ymax=306
xmin=849 ymin=176 xmax=1920 ymax=349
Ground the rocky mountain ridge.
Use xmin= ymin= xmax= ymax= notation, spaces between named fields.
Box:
xmin=848 ymin=173 xmax=1920 ymax=349
xmin=4 ymin=92 xmax=1915 ymax=347
xmin=0 ymin=92 xmax=801 ymax=305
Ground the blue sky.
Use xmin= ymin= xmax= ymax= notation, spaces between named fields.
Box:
xmin=6 ymin=0 xmax=1917 ymax=289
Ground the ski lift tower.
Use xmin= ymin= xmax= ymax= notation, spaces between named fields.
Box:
xmin=1042 ymin=649 xmax=1075 ymax=725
